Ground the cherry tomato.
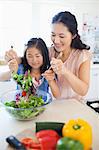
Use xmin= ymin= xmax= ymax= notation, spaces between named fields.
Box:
xmin=22 ymin=91 xmax=27 ymax=97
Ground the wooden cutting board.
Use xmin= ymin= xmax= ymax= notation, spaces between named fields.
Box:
xmin=6 ymin=128 xmax=93 ymax=150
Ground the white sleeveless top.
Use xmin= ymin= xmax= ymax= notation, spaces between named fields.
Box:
xmin=49 ymin=47 xmax=92 ymax=100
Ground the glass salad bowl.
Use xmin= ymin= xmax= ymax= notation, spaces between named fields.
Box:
xmin=0 ymin=90 xmax=52 ymax=120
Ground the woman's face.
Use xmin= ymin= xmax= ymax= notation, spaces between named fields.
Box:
xmin=26 ymin=47 xmax=43 ymax=70
xmin=51 ymin=23 xmax=73 ymax=52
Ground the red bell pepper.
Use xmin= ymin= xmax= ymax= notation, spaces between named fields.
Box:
xmin=21 ymin=130 xmax=61 ymax=150
xmin=36 ymin=130 xmax=60 ymax=150
xmin=29 ymin=142 xmax=41 ymax=149
xmin=21 ymin=137 xmax=34 ymax=148
xmin=21 ymin=137 xmax=41 ymax=149
xmin=39 ymin=136 xmax=58 ymax=150
xmin=36 ymin=129 xmax=60 ymax=139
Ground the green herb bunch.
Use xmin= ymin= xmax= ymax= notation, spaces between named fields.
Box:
xmin=12 ymin=70 xmax=36 ymax=94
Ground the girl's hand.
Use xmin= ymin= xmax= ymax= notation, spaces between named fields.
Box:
xmin=5 ymin=49 xmax=19 ymax=63
xmin=50 ymin=57 xmax=65 ymax=75
xmin=8 ymin=59 xmax=18 ymax=73
xmin=42 ymin=69 xmax=55 ymax=82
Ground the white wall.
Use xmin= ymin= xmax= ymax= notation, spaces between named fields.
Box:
xmin=32 ymin=0 xmax=99 ymax=46
xmin=0 ymin=1 xmax=33 ymax=57
xmin=0 ymin=0 xmax=99 ymax=57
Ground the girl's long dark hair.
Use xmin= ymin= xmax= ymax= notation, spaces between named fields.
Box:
xmin=52 ymin=11 xmax=90 ymax=50
xmin=21 ymin=38 xmax=50 ymax=73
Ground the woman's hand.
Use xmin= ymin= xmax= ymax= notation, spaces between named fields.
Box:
xmin=42 ymin=69 xmax=55 ymax=82
xmin=8 ymin=59 xmax=18 ymax=73
xmin=50 ymin=57 xmax=65 ymax=75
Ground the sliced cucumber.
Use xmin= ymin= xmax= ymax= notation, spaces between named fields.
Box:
xmin=35 ymin=122 xmax=64 ymax=136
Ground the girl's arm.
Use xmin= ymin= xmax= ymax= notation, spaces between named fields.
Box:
xmin=0 ymin=71 xmax=11 ymax=81
xmin=0 ymin=59 xmax=18 ymax=81
xmin=5 ymin=49 xmax=21 ymax=64
xmin=42 ymin=70 xmax=61 ymax=98
xmin=8 ymin=59 xmax=18 ymax=74
xmin=51 ymin=58 xmax=90 ymax=96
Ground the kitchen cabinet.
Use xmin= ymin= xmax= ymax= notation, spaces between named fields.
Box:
xmin=85 ymin=64 xmax=99 ymax=101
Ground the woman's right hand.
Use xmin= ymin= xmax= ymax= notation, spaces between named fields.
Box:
xmin=8 ymin=59 xmax=18 ymax=73
xmin=5 ymin=49 xmax=19 ymax=64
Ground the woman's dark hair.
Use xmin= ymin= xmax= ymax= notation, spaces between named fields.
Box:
xmin=22 ymin=38 xmax=50 ymax=73
xmin=52 ymin=11 xmax=90 ymax=50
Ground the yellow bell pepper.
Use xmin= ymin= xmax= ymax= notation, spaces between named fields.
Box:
xmin=62 ymin=118 xmax=92 ymax=150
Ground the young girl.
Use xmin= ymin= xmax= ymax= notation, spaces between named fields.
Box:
xmin=1 ymin=38 xmax=60 ymax=98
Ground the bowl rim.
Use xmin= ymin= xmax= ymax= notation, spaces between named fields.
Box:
xmin=0 ymin=89 xmax=52 ymax=110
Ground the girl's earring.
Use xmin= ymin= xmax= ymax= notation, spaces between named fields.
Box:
xmin=72 ymin=34 xmax=77 ymax=39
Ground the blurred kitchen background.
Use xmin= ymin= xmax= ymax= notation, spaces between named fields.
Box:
xmin=0 ymin=0 xmax=99 ymax=101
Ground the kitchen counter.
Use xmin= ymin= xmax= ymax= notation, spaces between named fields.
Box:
xmin=0 ymin=81 xmax=17 ymax=96
xmin=0 ymin=65 xmax=9 ymax=73
xmin=91 ymin=63 xmax=99 ymax=69
xmin=0 ymin=99 xmax=99 ymax=150
xmin=0 ymin=65 xmax=17 ymax=96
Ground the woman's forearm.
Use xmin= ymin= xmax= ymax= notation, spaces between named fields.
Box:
xmin=48 ymin=80 xmax=61 ymax=98
xmin=63 ymin=69 xmax=89 ymax=96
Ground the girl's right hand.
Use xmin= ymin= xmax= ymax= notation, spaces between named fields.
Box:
xmin=5 ymin=49 xmax=18 ymax=63
xmin=8 ymin=59 xmax=18 ymax=73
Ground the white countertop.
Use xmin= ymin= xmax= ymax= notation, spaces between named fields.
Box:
xmin=0 ymin=80 xmax=17 ymax=96
xmin=0 ymin=65 xmax=9 ymax=73
xmin=91 ymin=64 xmax=99 ymax=69
xmin=0 ymin=99 xmax=99 ymax=150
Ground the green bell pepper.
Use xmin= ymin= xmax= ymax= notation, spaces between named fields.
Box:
xmin=56 ymin=137 xmax=84 ymax=150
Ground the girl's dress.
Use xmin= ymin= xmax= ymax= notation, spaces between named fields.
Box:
xmin=17 ymin=64 xmax=49 ymax=93
xmin=49 ymin=47 xmax=92 ymax=100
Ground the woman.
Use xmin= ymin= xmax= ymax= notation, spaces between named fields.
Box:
xmin=4 ymin=11 xmax=92 ymax=100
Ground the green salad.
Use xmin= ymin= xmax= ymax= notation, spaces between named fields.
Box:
xmin=4 ymin=70 xmax=46 ymax=120
xmin=4 ymin=94 xmax=45 ymax=120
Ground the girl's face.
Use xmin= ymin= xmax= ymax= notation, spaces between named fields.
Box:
xmin=26 ymin=47 xmax=43 ymax=70
xmin=51 ymin=23 xmax=73 ymax=52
